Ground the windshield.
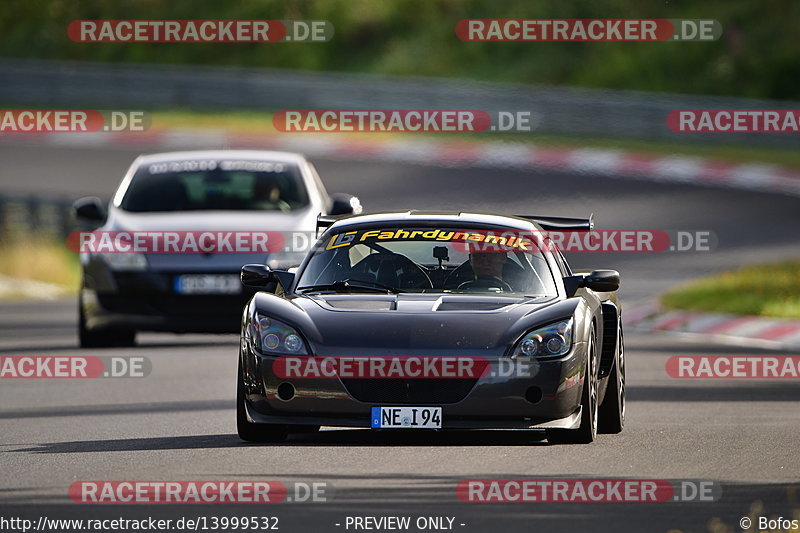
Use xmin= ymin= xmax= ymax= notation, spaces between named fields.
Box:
xmin=120 ymin=159 xmax=309 ymax=212
xmin=296 ymin=226 xmax=559 ymax=296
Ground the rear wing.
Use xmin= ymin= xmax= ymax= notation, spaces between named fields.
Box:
xmin=319 ymin=213 xmax=595 ymax=234
xmin=316 ymin=214 xmax=345 ymax=236
xmin=515 ymin=214 xmax=594 ymax=232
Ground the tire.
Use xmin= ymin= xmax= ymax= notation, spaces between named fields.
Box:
xmin=78 ymin=299 xmax=136 ymax=348
xmin=236 ymin=358 xmax=288 ymax=443
xmin=547 ymin=327 xmax=598 ymax=445
xmin=598 ymin=330 xmax=625 ymax=434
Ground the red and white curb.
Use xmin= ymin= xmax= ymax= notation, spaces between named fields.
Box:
xmin=2 ymin=128 xmax=800 ymax=197
xmin=623 ymin=301 xmax=800 ymax=350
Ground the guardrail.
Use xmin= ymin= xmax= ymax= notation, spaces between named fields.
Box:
xmin=0 ymin=194 xmax=75 ymax=240
xmin=1 ymin=58 xmax=799 ymax=148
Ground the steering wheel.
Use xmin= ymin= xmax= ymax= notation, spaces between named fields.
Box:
xmin=355 ymin=253 xmax=433 ymax=290
xmin=457 ymin=275 xmax=513 ymax=293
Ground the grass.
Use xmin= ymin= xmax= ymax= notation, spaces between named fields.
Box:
xmin=661 ymin=261 xmax=800 ymax=319
xmin=0 ymin=236 xmax=80 ymax=299
xmin=150 ymin=109 xmax=800 ymax=170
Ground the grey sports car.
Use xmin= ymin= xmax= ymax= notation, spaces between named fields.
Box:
xmin=237 ymin=211 xmax=625 ymax=444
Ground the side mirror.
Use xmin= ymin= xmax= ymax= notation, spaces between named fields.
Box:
xmin=241 ymin=264 xmax=295 ymax=292
xmin=329 ymin=193 xmax=362 ymax=216
xmin=241 ymin=264 xmax=275 ymax=287
xmin=583 ymin=270 xmax=620 ymax=292
xmin=73 ymin=197 xmax=106 ymax=222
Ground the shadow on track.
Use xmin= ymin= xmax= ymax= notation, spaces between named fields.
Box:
xmin=0 ymin=400 xmax=232 ymax=419
xmin=10 ymin=429 xmax=549 ymax=454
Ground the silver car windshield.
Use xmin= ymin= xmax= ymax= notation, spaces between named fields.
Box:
xmin=120 ymin=160 xmax=309 ymax=212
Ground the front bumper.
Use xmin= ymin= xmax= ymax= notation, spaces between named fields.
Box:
xmin=81 ymin=270 xmax=256 ymax=333
xmin=241 ymin=345 xmax=588 ymax=430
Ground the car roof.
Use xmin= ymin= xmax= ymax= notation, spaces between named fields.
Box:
xmin=326 ymin=211 xmax=540 ymax=232
xmin=134 ymin=150 xmax=309 ymax=165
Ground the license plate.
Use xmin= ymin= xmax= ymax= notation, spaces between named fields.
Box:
xmin=174 ymin=274 xmax=241 ymax=295
xmin=371 ymin=407 xmax=442 ymax=429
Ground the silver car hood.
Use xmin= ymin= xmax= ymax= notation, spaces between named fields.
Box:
xmin=103 ymin=207 xmax=317 ymax=271
xmin=106 ymin=207 xmax=316 ymax=232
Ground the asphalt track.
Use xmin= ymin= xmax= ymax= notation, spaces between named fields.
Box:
xmin=0 ymin=140 xmax=799 ymax=533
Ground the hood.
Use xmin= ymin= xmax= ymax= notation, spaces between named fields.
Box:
xmin=103 ymin=207 xmax=316 ymax=271
xmin=106 ymin=207 xmax=316 ymax=232
xmin=255 ymin=293 xmax=579 ymax=356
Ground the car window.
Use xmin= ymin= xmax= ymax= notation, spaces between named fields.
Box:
xmin=120 ymin=159 xmax=309 ymax=212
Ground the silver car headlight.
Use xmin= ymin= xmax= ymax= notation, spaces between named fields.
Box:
xmin=100 ymin=252 xmax=149 ymax=271
xmin=249 ymin=313 xmax=308 ymax=355
xmin=512 ymin=318 xmax=574 ymax=358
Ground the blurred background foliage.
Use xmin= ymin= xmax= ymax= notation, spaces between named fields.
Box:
xmin=1 ymin=0 xmax=798 ymax=99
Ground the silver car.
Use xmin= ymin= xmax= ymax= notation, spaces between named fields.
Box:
xmin=73 ymin=150 xmax=360 ymax=347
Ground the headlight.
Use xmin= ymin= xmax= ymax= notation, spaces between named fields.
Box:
xmin=511 ymin=318 xmax=573 ymax=358
xmin=249 ymin=313 xmax=308 ymax=355
xmin=100 ymin=253 xmax=148 ymax=271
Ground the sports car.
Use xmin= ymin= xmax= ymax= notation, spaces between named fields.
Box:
xmin=237 ymin=211 xmax=625 ymax=444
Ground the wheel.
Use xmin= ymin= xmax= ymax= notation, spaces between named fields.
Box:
xmin=598 ymin=330 xmax=625 ymax=434
xmin=547 ymin=327 xmax=598 ymax=444
xmin=236 ymin=358 xmax=288 ymax=443
xmin=78 ymin=298 xmax=136 ymax=348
